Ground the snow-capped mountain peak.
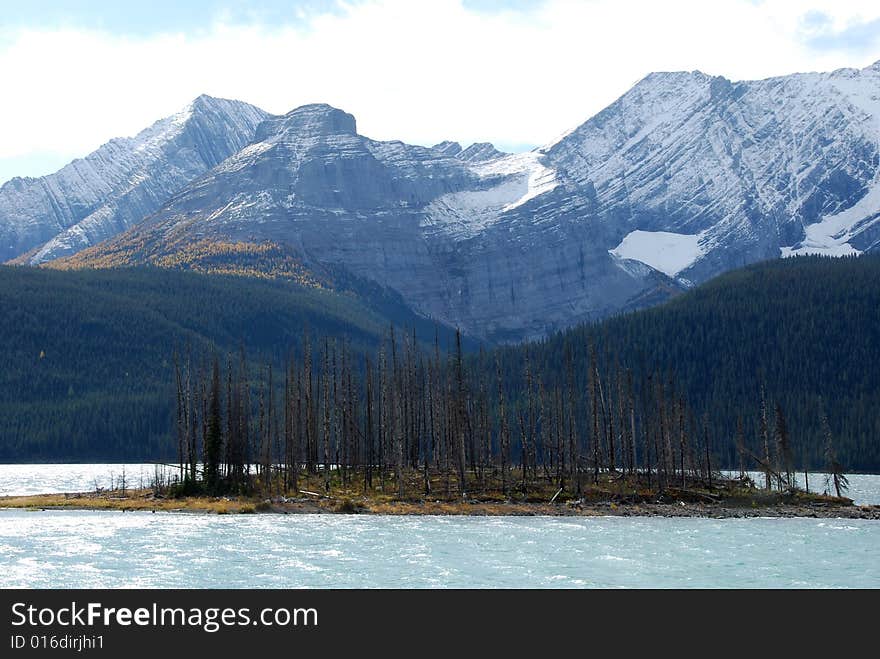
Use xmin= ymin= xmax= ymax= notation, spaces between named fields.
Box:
xmin=8 ymin=62 xmax=880 ymax=341
xmin=1 ymin=95 xmax=269 ymax=264
xmin=538 ymin=63 xmax=880 ymax=278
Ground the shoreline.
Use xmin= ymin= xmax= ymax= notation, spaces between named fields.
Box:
xmin=1 ymin=490 xmax=878 ymax=519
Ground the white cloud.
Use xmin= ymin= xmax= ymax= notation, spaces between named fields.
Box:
xmin=1 ymin=0 xmax=879 ymax=181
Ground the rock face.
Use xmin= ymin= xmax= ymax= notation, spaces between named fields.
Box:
xmin=544 ymin=64 xmax=880 ymax=282
xmin=0 ymin=95 xmax=268 ymax=264
xmin=75 ymin=103 xmax=667 ymax=341
xmin=33 ymin=61 xmax=880 ymax=341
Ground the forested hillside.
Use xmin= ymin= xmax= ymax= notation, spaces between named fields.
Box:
xmin=2 ymin=255 xmax=878 ymax=470
xmin=496 ymin=255 xmax=880 ymax=471
xmin=0 ymin=266 xmax=461 ymax=460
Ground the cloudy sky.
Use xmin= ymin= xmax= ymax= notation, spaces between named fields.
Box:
xmin=1 ymin=0 xmax=879 ymax=184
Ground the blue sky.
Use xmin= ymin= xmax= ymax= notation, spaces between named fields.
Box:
xmin=1 ymin=0 xmax=879 ymax=185
xmin=802 ymin=12 xmax=880 ymax=54
xmin=1 ymin=1 xmax=335 ymax=36
xmin=0 ymin=0 xmax=544 ymax=36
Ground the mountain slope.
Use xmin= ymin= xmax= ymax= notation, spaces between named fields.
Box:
xmin=53 ymin=61 xmax=880 ymax=341
xmin=0 ymin=265 xmax=466 ymax=460
xmin=64 ymin=103 xmax=676 ymax=341
xmin=545 ymin=63 xmax=880 ymax=280
xmin=0 ymin=95 xmax=268 ymax=264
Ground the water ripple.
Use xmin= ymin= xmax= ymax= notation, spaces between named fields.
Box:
xmin=0 ymin=511 xmax=877 ymax=588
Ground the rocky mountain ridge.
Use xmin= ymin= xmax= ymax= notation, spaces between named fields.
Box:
xmin=0 ymin=95 xmax=268 ymax=264
xmin=8 ymin=61 xmax=880 ymax=341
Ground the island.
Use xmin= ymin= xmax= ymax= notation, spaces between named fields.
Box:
xmin=3 ymin=469 xmax=877 ymax=519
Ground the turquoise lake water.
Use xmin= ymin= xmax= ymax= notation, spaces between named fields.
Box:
xmin=0 ymin=465 xmax=877 ymax=588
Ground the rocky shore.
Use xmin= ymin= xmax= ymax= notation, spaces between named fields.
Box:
xmin=2 ymin=489 xmax=878 ymax=519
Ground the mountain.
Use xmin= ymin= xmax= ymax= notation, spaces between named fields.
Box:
xmin=430 ymin=140 xmax=508 ymax=162
xmin=62 ymin=102 xmax=675 ymax=342
xmin=494 ymin=254 xmax=880 ymax=471
xmin=42 ymin=61 xmax=880 ymax=341
xmin=546 ymin=63 xmax=880 ymax=279
xmin=0 ymin=95 xmax=268 ymax=264
xmin=0 ymin=265 xmax=467 ymax=461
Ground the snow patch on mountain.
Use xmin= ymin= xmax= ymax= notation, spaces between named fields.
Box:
xmin=423 ymin=151 xmax=558 ymax=237
xmin=610 ymin=230 xmax=705 ymax=277
xmin=473 ymin=152 xmax=558 ymax=210
xmin=781 ymin=180 xmax=880 ymax=257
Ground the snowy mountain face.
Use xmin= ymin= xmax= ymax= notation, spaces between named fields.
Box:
xmin=41 ymin=62 xmax=880 ymax=341
xmin=64 ymin=103 xmax=673 ymax=340
xmin=546 ymin=63 xmax=880 ymax=279
xmin=0 ymin=95 xmax=268 ymax=264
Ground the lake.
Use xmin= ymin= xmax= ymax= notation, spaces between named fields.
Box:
xmin=0 ymin=511 xmax=877 ymax=588
xmin=0 ymin=464 xmax=878 ymax=589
